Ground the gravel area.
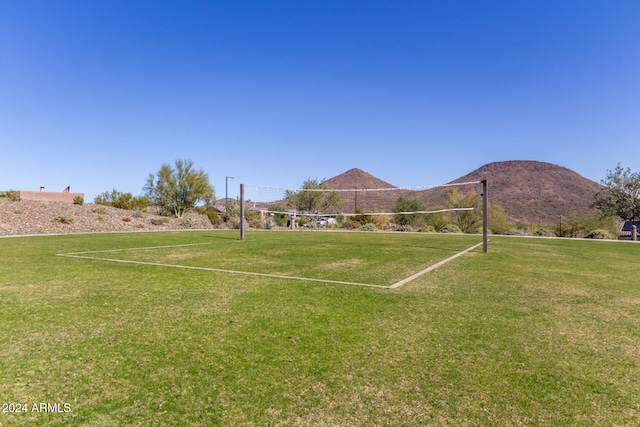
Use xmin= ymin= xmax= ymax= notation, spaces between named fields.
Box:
xmin=0 ymin=198 xmax=215 ymax=236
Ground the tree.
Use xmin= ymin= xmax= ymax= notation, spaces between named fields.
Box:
xmin=593 ymin=163 xmax=640 ymax=221
xmin=144 ymin=159 xmax=215 ymax=218
xmin=285 ymin=178 xmax=342 ymax=213
xmin=393 ymin=197 xmax=426 ymax=227
xmin=444 ymin=188 xmax=482 ymax=233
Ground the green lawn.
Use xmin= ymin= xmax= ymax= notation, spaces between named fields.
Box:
xmin=1 ymin=230 xmax=639 ymax=426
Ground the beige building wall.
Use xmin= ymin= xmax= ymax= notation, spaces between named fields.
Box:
xmin=19 ymin=191 xmax=84 ymax=203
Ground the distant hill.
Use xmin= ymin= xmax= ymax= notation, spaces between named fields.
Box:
xmin=323 ymin=161 xmax=602 ymax=224
xmin=450 ymin=161 xmax=602 ymax=223
xmin=323 ymin=168 xmax=395 ymax=189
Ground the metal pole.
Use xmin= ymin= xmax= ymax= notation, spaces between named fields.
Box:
xmin=225 ymin=176 xmax=235 ymax=202
xmin=633 ymin=224 xmax=637 ymax=242
xmin=482 ymin=179 xmax=488 ymax=253
xmin=239 ymin=183 xmax=245 ymax=241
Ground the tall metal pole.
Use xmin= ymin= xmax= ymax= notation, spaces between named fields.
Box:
xmin=482 ymin=179 xmax=488 ymax=253
xmin=225 ymin=176 xmax=235 ymax=202
xmin=239 ymin=183 xmax=245 ymax=241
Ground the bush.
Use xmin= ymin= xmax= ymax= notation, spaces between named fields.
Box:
xmin=267 ymin=204 xmax=289 ymax=226
xmin=507 ymin=228 xmax=530 ymax=236
xmin=178 ymin=214 xmax=213 ymax=229
xmin=73 ymin=196 xmax=84 ymax=205
xmin=92 ymin=205 xmax=108 ymax=215
xmin=586 ymin=229 xmax=615 ymax=240
xmin=359 ymin=223 xmax=378 ymax=232
xmin=5 ymin=190 xmax=20 ymax=201
xmin=439 ymin=224 xmax=461 ymax=233
xmin=53 ymin=214 xmax=74 ymax=224
xmin=245 ymin=210 xmax=262 ymax=229
xmin=417 ymin=226 xmax=436 ymax=233
xmin=534 ymin=228 xmax=555 ymax=237
xmin=393 ymin=197 xmax=427 ymax=228
xmin=95 ymin=189 xmax=148 ymax=211
xmin=122 ymin=216 xmax=132 ymax=222
xmin=150 ymin=218 xmax=164 ymax=226
xmin=264 ymin=219 xmax=275 ymax=230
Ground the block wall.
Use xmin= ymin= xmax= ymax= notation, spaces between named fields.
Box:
xmin=19 ymin=191 xmax=85 ymax=203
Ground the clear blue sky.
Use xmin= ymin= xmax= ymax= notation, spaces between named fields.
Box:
xmin=1 ymin=0 xmax=638 ymax=201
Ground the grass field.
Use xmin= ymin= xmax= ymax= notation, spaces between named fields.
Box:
xmin=1 ymin=230 xmax=639 ymax=426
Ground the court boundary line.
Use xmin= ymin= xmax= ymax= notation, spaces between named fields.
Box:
xmin=56 ymin=241 xmax=483 ymax=289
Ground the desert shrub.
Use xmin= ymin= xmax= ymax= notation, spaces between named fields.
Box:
xmin=132 ymin=197 xmax=149 ymax=211
xmin=208 ymin=211 xmax=224 ymax=226
xmin=222 ymin=200 xmax=240 ymax=223
xmin=534 ymin=228 xmax=555 ymax=237
xmin=132 ymin=210 xmax=145 ymax=218
xmin=179 ymin=214 xmax=213 ymax=229
xmin=5 ymin=190 xmax=20 ymax=201
xmin=359 ymin=223 xmax=378 ymax=232
xmin=439 ymin=224 xmax=461 ymax=233
xmin=226 ymin=218 xmax=241 ymax=229
xmin=92 ymin=205 xmax=108 ymax=215
xmin=197 ymin=206 xmax=224 ymax=227
xmin=297 ymin=217 xmax=311 ymax=227
xmin=368 ymin=214 xmax=390 ymax=230
xmin=586 ymin=229 xmax=615 ymax=240
xmin=150 ymin=218 xmax=164 ymax=226
xmin=53 ymin=214 xmax=74 ymax=224
xmin=417 ymin=225 xmax=436 ymax=233
xmin=488 ymin=204 xmax=511 ymax=234
xmin=97 ymin=216 xmax=104 ymax=222
xmin=264 ymin=219 xmax=275 ymax=230
xmin=393 ymin=197 xmax=427 ymax=228
xmin=122 ymin=216 xmax=132 ymax=222
xmin=555 ymin=213 xmax=618 ymax=238
xmin=267 ymin=204 xmax=289 ymax=226
xmin=507 ymin=228 xmax=530 ymax=236
xmin=95 ymin=189 xmax=148 ymax=211
xmin=73 ymin=196 xmax=84 ymax=205
xmin=469 ymin=227 xmax=485 ymax=234
xmin=341 ymin=218 xmax=360 ymax=230
xmin=244 ymin=210 xmax=262 ymax=228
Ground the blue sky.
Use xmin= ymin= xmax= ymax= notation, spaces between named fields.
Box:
xmin=1 ymin=0 xmax=638 ymax=201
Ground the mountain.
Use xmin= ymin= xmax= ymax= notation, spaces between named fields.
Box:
xmin=323 ymin=161 xmax=602 ymax=224
xmin=451 ymin=161 xmax=602 ymax=223
xmin=323 ymin=168 xmax=395 ymax=189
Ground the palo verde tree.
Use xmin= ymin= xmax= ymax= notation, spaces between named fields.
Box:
xmin=144 ymin=159 xmax=215 ymax=218
xmin=593 ymin=163 xmax=640 ymax=221
xmin=285 ymin=178 xmax=342 ymax=213
xmin=444 ymin=187 xmax=482 ymax=233
xmin=393 ymin=197 xmax=427 ymax=228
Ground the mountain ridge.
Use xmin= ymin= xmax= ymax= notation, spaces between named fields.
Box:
xmin=324 ymin=161 xmax=602 ymax=224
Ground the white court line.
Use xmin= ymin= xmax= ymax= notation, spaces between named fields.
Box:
xmin=56 ymin=253 xmax=387 ymax=288
xmin=388 ymin=241 xmax=485 ymax=288
xmin=60 ymin=242 xmax=214 ymax=255
xmin=56 ymin=241 xmax=484 ymax=290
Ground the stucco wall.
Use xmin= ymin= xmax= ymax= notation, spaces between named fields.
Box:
xmin=19 ymin=191 xmax=85 ymax=203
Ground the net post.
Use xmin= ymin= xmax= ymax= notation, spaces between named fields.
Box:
xmin=240 ymin=183 xmax=245 ymax=241
xmin=482 ymin=179 xmax=488 ymax=253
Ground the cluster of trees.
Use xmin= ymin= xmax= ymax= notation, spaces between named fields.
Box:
xmin=94 ymin=159 xmax=639 ymax=238
xmin=282 ymin=178 xmax=500 ymax=233
xmin=95 ymin=159 xmax=214 ymax=218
